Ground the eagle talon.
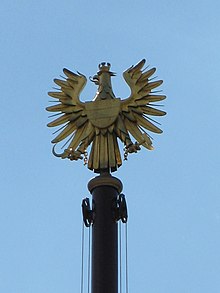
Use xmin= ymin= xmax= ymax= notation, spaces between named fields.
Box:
xmin=66 ymin=149 xmax=83 ymax=161
xmin=124 ymin=142 xmax=141 ymax=161
xmin=126 ymin=142 xmax=141 ymax=154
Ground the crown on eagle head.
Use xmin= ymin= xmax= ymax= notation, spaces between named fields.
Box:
xmin=98 ymin=62 xmax=116 ymax=77
xmin=98 ymin=62 xmax=111 ymax=72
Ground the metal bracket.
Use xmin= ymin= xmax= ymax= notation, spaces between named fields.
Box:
xmin=113 ymin=194 xmax=128 ymax=223
xmin=82 ymin=198 xmax=94 ymax=227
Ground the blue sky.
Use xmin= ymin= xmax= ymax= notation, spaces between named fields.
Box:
xmin=1 ymin=1 xmax=220 ymax=292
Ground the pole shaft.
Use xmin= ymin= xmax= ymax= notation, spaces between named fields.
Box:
xmin=88 ymin=174 xmax=123 ymax=293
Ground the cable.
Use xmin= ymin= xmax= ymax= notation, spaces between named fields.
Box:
xmin=88 ymin=226 xmax=91 ymax=293
xmin=125 ymin=223 xmax=129 ymax=293
xmin=81 ymin=222 xmax=85 ymax=293
xmin=119 ymin=221 xmax=122 ymax=293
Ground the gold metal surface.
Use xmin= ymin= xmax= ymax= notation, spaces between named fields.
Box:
xmin=46 ymin=59 xmax=166 ymax=173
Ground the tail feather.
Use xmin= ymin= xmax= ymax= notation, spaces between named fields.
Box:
xmin=88 ymin=131 xmax=122 ymax=172
xmin=100 ymin=134 xmax=108 ymax=170
xmin=108 ymin=132 xmax=116 ymax=169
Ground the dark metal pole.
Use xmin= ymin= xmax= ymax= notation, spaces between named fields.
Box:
xmin=88 ymin=173 xmax=123 ymax=293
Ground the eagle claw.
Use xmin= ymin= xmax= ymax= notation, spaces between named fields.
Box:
xmin=66 ymin=149 xmax=83 ymax=161
xmin=126 ymin=142 xmax=141 ymax=153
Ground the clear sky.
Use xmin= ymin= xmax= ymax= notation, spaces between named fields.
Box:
xmin=1 ymin=0 xmax=220 ymax=292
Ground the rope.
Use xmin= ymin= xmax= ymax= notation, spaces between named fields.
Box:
xmin=87 ymin=226 xmax=91 ymax=293
xmin=125 ymin=223 xmax=129 ymax=293
xmin=80 ymin=222 xmax=85 ymax=293
xmin=80 ymin=221 xmax=91 ymax=293
xmin=119 ymin=221 xmax=122 ymax=293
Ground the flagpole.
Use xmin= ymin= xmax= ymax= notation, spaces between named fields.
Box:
xmin=88 ymin=172 xmax=123 ymax=293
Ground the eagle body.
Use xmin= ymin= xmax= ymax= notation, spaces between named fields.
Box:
xmin=46 ymin=60 xmax=166 ymax=173
xmin=85 ymin=98 xmax=122 ymax=172
xmin=85 ymin=98 xmax=120 ymax=129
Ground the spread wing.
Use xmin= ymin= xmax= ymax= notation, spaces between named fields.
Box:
xmin=121 ymin=59 xmax=166 ymax=150
xmin=46 ymin=69 xmax=94 ymax=156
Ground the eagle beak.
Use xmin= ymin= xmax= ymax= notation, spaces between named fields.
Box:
xmin=90 ymin=75 xmax=99 ymax=85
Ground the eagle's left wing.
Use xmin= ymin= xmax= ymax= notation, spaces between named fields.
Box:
xmin=120 ymin=59 xmax=166 ymax=150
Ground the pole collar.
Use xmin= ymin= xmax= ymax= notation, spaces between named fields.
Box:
xmin=88 ymin=172 xmax=123 ymax=194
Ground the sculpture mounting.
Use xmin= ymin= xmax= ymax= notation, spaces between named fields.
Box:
xmin=46 ymin=59 xmax=166 ymax=173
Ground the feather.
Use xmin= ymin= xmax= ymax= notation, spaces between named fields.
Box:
xmin=68 ymin=123 xmax=87 ymax=151
xmin=124 ymin=118 xmax=143 ymax=142
xmin=48 ymin=91 xmax=66 ymax=99
xmin=46 ymin=104 xmax=79 ymax=113
xmin=63 ymin=68 xmax=81 ymax=80
xmin=115 ymin=116 xmax=129 ymax=143
xmin=135 ymin=95 xmax=166 ymax=105
xmin=114 ymin=135 xmax=122 ymax=166
xmin=67 ymin=79 xmax=78 ymax=88
xmin=108 ymin=132 xmax=116 ymax=168
xmin=141 ymin=106 xmax=166 ymax=116
xmin=141 ymin=133 xmax=154 ymax=150
xmin=54 ymin=79 xmax=68 ymax=88
xmin=47 ymin=114 xmax=71 ymax=127
xmin=100 ymin=134 xmax=108 ymax=169
xmin=52 ymin=122 xmax=77 ymax=143
xmin=116 ymin=115 xmax=127 ymax=134
xmin=133 ymin=113 xmax=162 ymax=133
xmin=95 ymin=127 xmax=100 ymax=135
xmin=129 ymin=107 xmax=143 ymax=115
xmin=48 ymin=92 xmax=76 ymax=105
xmin=138 ymin=68 xmax=156 ymax=82
xmin=80 ymin=121 xmax=94 ymax=142
xmin=124 ymin=118 xmax=153 ymax=150
xmin=108 ymin=124 xmax=114 ymax=133
xmin=93 ymin=135 xmax=100 ymax=171
xmin=75 ymin=116 xmax=88 ymax=128
xmin=138 ymin=80 xmax=163 ymax=94
xmin=101 ymin=129 xmax=107 ymax=135
xmin=89 ymin=135 xmax=100 ymax=171
xmin=69 ymin=112 xmax=84 ymax=121
xmin=122 ymin=111 xmax=136 ymax=122
xmin=128 ymin=59 xmax=145 ymax=74
xmin=61 ymin=87 xmax=78 ymax=100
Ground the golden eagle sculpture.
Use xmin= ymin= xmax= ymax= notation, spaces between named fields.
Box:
xmin=46 ymin=59 xmax=166 ymax=173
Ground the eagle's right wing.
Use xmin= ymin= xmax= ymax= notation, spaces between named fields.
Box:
xmin=46 ymin=69 xmax=94 ymax=157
